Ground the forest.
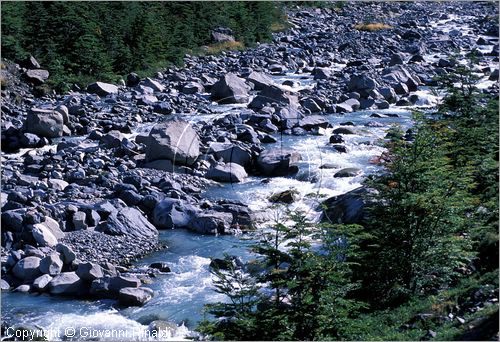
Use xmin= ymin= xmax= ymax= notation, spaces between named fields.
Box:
xmin=1 ymin=1 xmax=284 ymax=90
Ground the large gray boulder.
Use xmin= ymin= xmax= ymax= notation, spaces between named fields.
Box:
xmin=189 ymin=211 xmax=233 ymax=234
xmin=87 ymin=82 xmax=118 ymax=96
xmin=24 ymin=69 xmax=49 ymax=85
xmin=25 ymin=108 xmax=64 ymax=138
xmin=31 ymin=223 xmax=58 ymax=247
xmin=248 ymin=85 xmax=299 ymax=111
xmin=347 ymin=74 xmax=378 ymax=97
xmin=49 ymin=272 xmax=84 ymax=295
xmin=90 ymin=275 xmax=141 ymax=298
xmin=257 ymin=148 xmax=302 ymax=176
xmin=32 ymin=274 xmax=53 ymax=292
xmin=211 ymin=73 xmax=250 ymax=104
xmin=118 ymin=287 xmax=154 ymax=307
xmin=145 ymin=118 xmax=200 ymax=166
xmin=39 ymin=253 xmax=63 ymax=276
xmin=96 ymin=207 xmax=158 ymax=239
xmin=76 ymin=262 xmax=103 ymax=281
xmin=320 ymin=187 xmax=372 ymax=224
xmin=152 ymin=198 xmax=199 ymax=229
xmin=140 ymin=77 xmax=165 ymax=92
xmin=12 ymin=256 xmax=42 ymax=280
xmin=247 ymin=71 xmax=274 ymax=90
xmin=55 ymin=243 xmax=76 ymax=264
xmin=206 ymin=162 xmax=247 ymax=183
xmin=208 ymin=142 xmax=252 ymax=166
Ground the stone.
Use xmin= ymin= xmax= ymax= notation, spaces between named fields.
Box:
xmin=143 ymin=159 xmax=174 ymax=172
xmin=48 ymin=179 xmax=69 ymax=191
xmin=20 ymin=133 xmax=41 ymax=147
xmin=145 ymin=117 xmax=200 ymax=166
xmin=189 ymin=211 xmax=232 ymax=234
xmin=206 ymin=162 xmax=247 ymax=183
xmin=14 ymin=285 xmax=31 ymax=293
xmin=312 ymin=67 xmax=331 ymax=80
xmin=211 ymin=73 xmax=250 ymax=104
xmin=329 ymin=134 xmax=344 ymax=144
xmin=139 ymin=77 xmax=165 ymax=92
xmin=76 ymin=262 xmax=103 ymax=281
xmin=347 ymin=74 xmax=378 ymax=95
xmin=298 ymin=116 xmax=331 ymax=130
xmin=336 ymin=98 xmax=360 ymax=113
xmin=208 ymin=142 xmax=252 ymax=166
xmin=24 ymin=69 xmax=49 ymax=85
xmin=269 ymin=189 xmax=298 ymax=204
xmin=31 ymin=223 xmax=58 ymax=247
xmin=332 ymin=127 xmax=355 ymax=135
xmin=87 ymin=82 xmax=118 ymax=96
xmin=334 ymin=168 xmax=361 ymax=178
xmin=379 ymin=87 xmax=398 ymax=103
xmin=211 ymin=27 xmax=235 ymax=42
xmin=182 ymin=82 xmax=204 ymax=94
xmin=150 ymin=262 xmax=171 ymax=273
xmin=100 ymin=130 xmax=124 ymax=148
xmin=0 ymin=279 xmax=10 ymax=291
xmin=118 ymin=287 xmax=154 ymax=306
xmin=49 ymin=272 xmax=84 ymax=295
xmin=39 ymin=253 xmax=63 ymax=276
xmin=257 ymin=148 xmax=302 ymax=176
xmin=72 ymin=211 xmax=88 ymax=230
xmin=12 ymin=256 xmax=42 ymax=280
xmin=247 ymin=71 xmax=274 ymax=90
xmin=152 ymin=198 xmax=198 ymax=229
xmin=321 ymin=187 xmax=371 ymax=224
xmin=55 ymin=244 xmax=76 ymax=264
xmin=25 ymin=108 xmax=64 ymax=138
xmin=32 ymin=274 xmax=53 ymax=291
xmin=249 ymin=85 xmax=299 ymax=111
xmin=96 ymin=207 xmax=158 ymax=239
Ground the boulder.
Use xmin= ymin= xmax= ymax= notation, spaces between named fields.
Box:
xmin=208 ymin=142 xmax=252 ymax=166
xmin=247 ymin=71 xmax=274 ymax=90
xmin=96 ymin=207 xmax=158 ymax=239
xmin=332 ymin=127 xmax=355 ymax=135
xmin=87 ymin=82 xmax=118 ymax=96
xmin=152 ymin=198 xmax=199 ymax=229
xmin=206 ymin=162 xmax=247 ymax=183
xmin=48 ymin=179 xmax=69 ymax=191
xmin=320 ymin=187 xmax=371 ymax=224
xmin=211 ymin=27 xmax=235 ymax=43
xmin=49 ymin=272 xmax=84 ymax=295
xmin=182 ymin=82 xmax=204 ymax=94
xmin=334 ymin=168 xmax=362 ymax=178
xmin=32 ymin=274 xmax=53 ymax=291
xmin=248 ymin=85 xmax=299 ymax=111
xmin=347 ymin=74 xmax=378 ymax=96
xmin=100 ymin=130 xmax=124 ymax=148
xmin=0 ymin=279 xmax=10 ymax=291
xmin=31 ymin=223 xmax=58 ymax=247
xmin=329 ymin=134 xmax=344 ymax=144
xmin=76 ymin=262 xmax=103 ymax=281
xmin=145 ymin=118 xmax=200 ymax=166
xmin=12 ymin=256 xmax=42 ymax=281
xmin=140 ymin=77 xmax=165 ymax=92
xmin=336 ymin=98 xmax=360 ymax=113
xmin=189 ymin=211 xmax=232 ymax=234
xmin=39 ymin=253 xmax=63 ymax=276
xmin=55 ymin=243 xmax=76 ymax=264
xmin=269 ymin=189 xmax=298 ymax=204
xmin=25 ymin=108 xmax=64 ymax=138
xmin=211 ymin=73 xmax=250 ymax=104
xmin=312 ymin=67 xmax=331 ymax=80
xmin=149 ymin=262 xmax=171 ymax=273
xmin=24 ymin=69 xmax=49 ymax=85
xmin=118 ymin=287 xmax=154 ymax=306
xmin=14 ymin=285 xmax=31 ymax=293
xmin=257 ymin=148 xmax=301 ymax=176
xmin=298 ymin=116 xmax=331 ymax=130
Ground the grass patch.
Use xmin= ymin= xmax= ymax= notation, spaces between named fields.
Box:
xmin=354 ymin=22 xmax=393 ymax=31
xmin=205 ymin=41 xmax=245 ymax=55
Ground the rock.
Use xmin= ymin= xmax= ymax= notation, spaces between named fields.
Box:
xmin=72 ymin=211 xmax=88 ymax=230
xmin=140 ymin=78 xmax=165 ymax=92
xmin=312 ymin=67 xmax=331 ymax=80
xmin=118 ymin=287 xmax=154 ymax=306
xmin=182 ymin=82 xmax=204 ymax=94
xmin=269 ymin=189 xmax=298 ymax=204
xmin=13 ymin=256 xmax=42 ymax=280
xmin=14 ymin=285 xmax=31 ymax=293
xmin=150 ymin=262 xmax=171 ymax=273
xmin=143 ymin=159 xmax=174 ymax=171
xmin=152 ymin=198 xmax=198 ymax=229
xmin=257 ymin=148 xmax=301 ymax=176
xmin=394 ymin=82 xmax=409 ymax=95
xmin=109 ymin=275 xmax=141 ymax=291
xmin=336 ymin=98 xmax=360 ymax=113
xmin=0 ymin=279 xmax=10 ymax=291
xmin=20 ymin=133 xmax=41 ymax=147
xmin=189 ymin=211 xmax=232 ymax=234
xmin=211 ymin=73 xmax=250 ymax=104
xmin=298 ymin=116 xmax=331 ymax=130
xmin=301 ymin=98 xmax=322 ymax=113
xmin=489 ymin=69 xmax=499 ymax=81
xmin=332 ymin=127 xmax=355 ymax=135
xmin=329 ymin=134 xmax=344 ymax=144
xmin=208 ymin=142 xmax=252 ymax=166
xmin=145 ymin=117 xmax=200 ymax=166
xmin=211 ymin=27 xmax=235 ymax=42
xmin=23 ymin=55 xmax=41 ymax=69
xmin=100 ymin=130 xmax=124 ymax=148
xmin=127 ymin=73 xmax=141 ymax=86
xmin=87 ymin=82 xmax=118 ymax=96
xmin=48 ymin=179 xmax=69 ymax=191
xmin=31 ymin=223 xmax=58 ymax=247
xmin=334 ymin=168 xmax=361 ymax=178
xmin=24 ymin=69 xmax=50 ymax=85
xmin=249 ymin=85 xmax=299 ymax=111
xmin=39 ymin=253 xmax=63 ymax=276
xmin=49 ymin=272 xmax=84 ymax=295
xmin=206 ymin=162 xmax=247 ymax=183
xmin=247 ymin=71 xmax=274 ymax=90
xmin=32 ymin=274 xmax=53 ymax=291
xmin=153 ymin=102 xmax=172 ymax=115
xmin=55 ymin=244 xmax=76 ymax=264
xmin=25 ymin=108 xmax=64 ymax=138
xmin=389 ymin=52 xmax=405 ymax=66
xmin=348 ymin=74 xmax=378 ymax=96
xmin=96 ymin=207 xmax=158 ymax=239
xmin=321 ymin=187 xmax=371 ymax=224
xmin=76 ymin=262 xmax=103 ymax=281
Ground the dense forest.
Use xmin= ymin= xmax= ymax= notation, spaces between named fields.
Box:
xmin=199 ymin=66 xmax=499 ymax=340
xmin=1 ymin=1 xmax=284 ymax=90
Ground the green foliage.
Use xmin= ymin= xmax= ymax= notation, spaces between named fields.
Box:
xmin=1 ymin=2 xmax=284 ymax=90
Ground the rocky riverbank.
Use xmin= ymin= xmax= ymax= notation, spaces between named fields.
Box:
xmin=1 ymin=0 xmax=498 ymax=315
